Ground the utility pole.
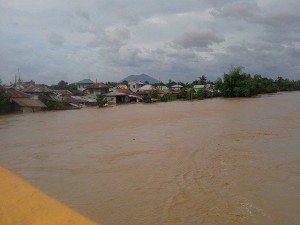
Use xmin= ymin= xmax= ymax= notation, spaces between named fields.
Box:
xmin=18 ymin=68 xmax=21 ymax=89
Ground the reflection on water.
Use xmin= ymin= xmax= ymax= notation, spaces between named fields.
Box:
xmin=1 ymin=92 xmax=300 ymax=225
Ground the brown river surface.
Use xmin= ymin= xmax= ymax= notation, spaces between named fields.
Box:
xmin=1 ymin=91 xmax=300 ymax=225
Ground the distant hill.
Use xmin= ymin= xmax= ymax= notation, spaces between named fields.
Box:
xmin=120 ymin=74 xmax=159 ymax=84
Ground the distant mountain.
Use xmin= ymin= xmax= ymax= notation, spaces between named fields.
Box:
xmin=120 ymin=74 xmax=159 ymax=84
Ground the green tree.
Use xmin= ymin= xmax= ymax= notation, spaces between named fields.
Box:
xmin=198 ymin=75 xmax=207 ymax=85
xmin=38 ymin=94 xmax=52 ymax=109
xmin=222 ymin=66 xmax=258 ymax=97
xmin=96 ymin=94 xmax=107 ymax=107
xmin=167 ymin=79 xmax=177 ymax=88
xmin=39 ymin=93 xmax=69 ymax=110
xmin=160 ymin=93 xmax=176 ymax=102
xmin=214 ymin=77 xmax=223 ymax=92
xmin=275 ymin=76 xmax=293 ymax=91
xmin=195 ymin=89 xmax=209 ymax=99
xmin=149 ymin=90 xmax=159 ymax=99
xmin=0 ymin=86 xmax=11 ymax=113
xmin=67 ymin=83 xmax=78 ymax=91
xmin=142 ymin=95 xmax=152 ymax=103
xmin=106 ymin=82 xmax=118 ymax=87
xmin=120 ymin=80 xmax=128 ymax=85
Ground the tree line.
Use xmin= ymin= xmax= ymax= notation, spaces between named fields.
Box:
xmin=216 ymin=66 xmax=300 ymax=97
xmin=142 ymin=66 xmax=300 ymax=102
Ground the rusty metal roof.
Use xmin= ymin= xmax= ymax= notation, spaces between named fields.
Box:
xmin=115 ymin=88 xmax=130 ymax=94
xmin=12 ymin=98 xmax=46 ymax=108
xmin=86 ymin=83 xmax=110 ymax=89
xmin=54 ymin=90 xmax=73 ymax=96
xmin=6 ymin=88 xmax=30 ymax=98
xmin=116 ymin=84 xmax=128 ymax=89
xmin=24 ymin=85 xmax=53 ymax=93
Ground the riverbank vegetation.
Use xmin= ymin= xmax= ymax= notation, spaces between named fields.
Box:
xmin=219 ymin=66 xmax=300 ymax=97
xmin=1 ymin=67 xmax=300 ymax=112
xmin=161 ymin=67 xmax=300 ymax=102
xmin=138 ymin=67 xmax=300 ymax=103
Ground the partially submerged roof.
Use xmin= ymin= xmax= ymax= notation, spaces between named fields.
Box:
xmin=115 ymin=88 xmax=130 ymax=94
xmin=12 ymin=98 xmax=46 ymax=108
xmin=194 ymin=85 xmax=205 ymax=89
xmin=138 ymin=84 xmax=156 ymax=91
xmin=128 ymin=94 xmax=143 ymax=100
xmin=77 ymin=79 xmax=94 ymax=84
xmin=116 ymin=84 xmax=128 ymax=89
xmin=6 ymin=88 xmax=30 ymax=98
xmin=128 ymin=80 xmax=144 ymax=85
xmin=105 ymin=92 xmax=128 ymax=97
xmin=71 ymin=96 xmax=96 ymax=103
xmin=171 ymin=84 xmax=183 ymax=88
xmin=105 ymin=88 xmax=130 ymax=96
xmin=24 ymin=86 xmax=53 ymax=93
xmin=156 ymin=85 xmax=169 ymax=90
xmin=85 ymin=83 xmax=110 ymax=89
xmin=54 ymin=90 xmax=73 ymax=96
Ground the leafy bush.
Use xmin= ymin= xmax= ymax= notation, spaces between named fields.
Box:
xmin=142 ymin=95 xmax=152 ymax=103
xmin=160 ymin=93 xmax=176 ymax=102
xmin=39 ymin=94 xmax=69 ymax=110
xmin=96 ymin=94 xmax=107 ymax=107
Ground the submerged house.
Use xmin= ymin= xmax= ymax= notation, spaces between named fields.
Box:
xmin=193 ymin=85 xmax=205 ymax=92
xmin=83 ymin=83 xmax=110 ymax=97
xmin=53 ymin=90 xmax=82 ymax=108
xmin=136 ymin=84 xmax=166 ymax=97
xmin=128 ymin=81 xmax=144 ymax=93
xmin=24 ymin=85 xmax=53 ymax=100
xmin=171 ymin=84 xmax=183 ymax=91
xmin=105 ymin=89 xmax=129 ymax=105
xmin=6 ymin=88 xmax=46 ymax=112
xmin=77 ymin=79 xmax=94 ymax=92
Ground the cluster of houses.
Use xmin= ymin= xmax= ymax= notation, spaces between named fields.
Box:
xmin=1 ymin=78 xmax=214 ymax=113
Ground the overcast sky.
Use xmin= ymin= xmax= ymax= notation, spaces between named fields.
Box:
xmin=1 ymin=0 xmax=300 ymax=85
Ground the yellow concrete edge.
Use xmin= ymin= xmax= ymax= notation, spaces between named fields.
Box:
xmin=0 ymin=166 xmax=99 ymax=225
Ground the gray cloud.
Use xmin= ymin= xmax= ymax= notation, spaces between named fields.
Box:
xmin=0 ymin=0 xmax=300 ymax=84
xmin=116 ymin=9 xmax=140 ymax=25
xmin=87 ymin=26 xmax=131 ymax=49
xmin=211 ymin=1 xmax=260 ymax=18
xmin=173 ymin=29 xmax=225 ymax=49
xmin=47 ymin=33 xmax=64 ymax=46
xmin=210 ymin=42 xmax=300 ymax=79
xmin=76 ymin=9 xmax=90 ymax=21
xmin=254 ymin=3 xmax=300 ymax=31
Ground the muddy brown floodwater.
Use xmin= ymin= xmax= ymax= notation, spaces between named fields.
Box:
xmin=1 ymin=92 xmax=300 ymax=225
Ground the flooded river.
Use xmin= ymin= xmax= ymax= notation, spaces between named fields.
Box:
xmin=1 ymin=92 xmax=300 ymax=225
